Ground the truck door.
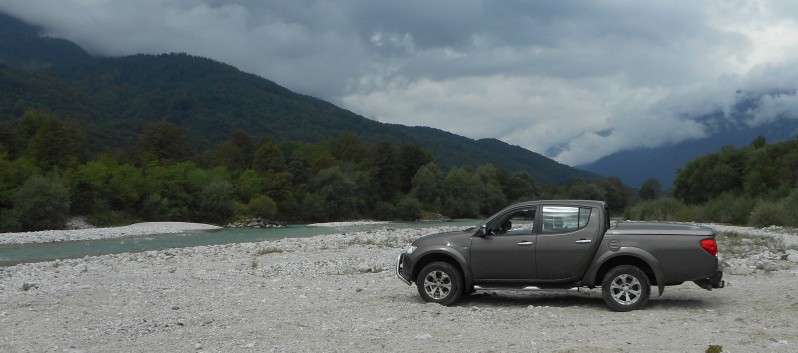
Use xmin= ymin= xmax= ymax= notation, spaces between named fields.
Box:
xmin=470 ymin=208 xmax=537 ymax=282
xmin=535 ymin=205 xmax=602 ymax=281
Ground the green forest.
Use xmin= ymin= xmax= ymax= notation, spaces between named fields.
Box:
xmin=0 ymin=110 xmax=631 ymax=232
xmin=628 ymin=136 xmax=798 ymax=227
xmin=2 ymin=110 xmax=797 ymax=232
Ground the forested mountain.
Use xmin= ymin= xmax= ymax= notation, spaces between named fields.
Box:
xmin=0 ymin=13 xmax=90 ymax=69
xmin=0 ymin=13 xmax=595 ymax=185
xmin=626 ymin=136 xmax=798 ymax=228
xmin=579 ymin=99 xmax=798 ymax=188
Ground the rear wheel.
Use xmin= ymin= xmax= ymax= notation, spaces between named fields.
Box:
xmin=416 ymin=262 xmax=463 ymax=306
xmin=602 ymin=265 xmax=650 ymax=311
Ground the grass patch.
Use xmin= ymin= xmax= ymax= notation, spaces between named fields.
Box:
xmin=257 ymin=247 xmax=283 ymax=255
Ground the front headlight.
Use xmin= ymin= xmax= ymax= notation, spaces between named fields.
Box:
xmin=405 ymin=245 xmax=417 ymax=254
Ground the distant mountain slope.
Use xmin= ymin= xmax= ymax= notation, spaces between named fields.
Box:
xmin=0 ymin=13 xmax=596 ymax=185
xmin=0 ymin=13 xmax=90 ymax=69
xmin=579 ymin=114 xmax=798 ymax=188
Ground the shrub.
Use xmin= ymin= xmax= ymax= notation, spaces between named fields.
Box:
xmin=699 ymin=193 xmax=757 ymax=224
xmin=247 ymin=194 xmax=277 ymax=219
xmin=395 ymin=197 xmax=422 ymax=221
xmin=373 ymin=201 xmax=396 ymax=220
xmin=13 ymin=175 xmax=70 ymax=231
xmin=87 ymin=209 xmax=134 ymax=227
xmin=257 ymin=247 xmax=283 ymax=255
xmin=625 ymin=198 xmax=688 ymax=221
xmin=748 ymin=201 xmax=790 ymax=227
xmin=782 ymin=189 xmax=798 ymax=227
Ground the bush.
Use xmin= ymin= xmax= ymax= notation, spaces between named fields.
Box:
xmin=373 ymin=201 xmax=396 ymax=220
xmin=247 ymin=194 xmax=277 ymax=219
xmin=699 ymin=193 xmax=757 ymax=224
xmin=396 ymin=197 xmax=422 ymax=221
xmin=139 ymin=193 xmax=173 ymax=221
xmin=782 ymin=189 xmax=798 ymax=227
xmin=13 ymin=175 xmax=71 ymax=231
xmin=748 ymin=201 xmax=790 ymax=227
xmin=625 ymin=198 xmax=689 ymax=221
xmin=0 ymin=210 xmax=20 ymax=232
xmin=87 ymin=209 xmax=134 ymax=227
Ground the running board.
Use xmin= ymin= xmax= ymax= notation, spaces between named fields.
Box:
xmin=474 ymin=285 xmax=582 ymax=292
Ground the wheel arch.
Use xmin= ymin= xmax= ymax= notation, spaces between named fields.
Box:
xmin=411 ymin=249 xmax=472 ymax=290
xmin=588 ymin=250 xmax=666 ymax=295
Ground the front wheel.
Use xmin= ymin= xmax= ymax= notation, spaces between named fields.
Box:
xmin=416 ymin=262 xmax=463 ymax=306
xmin=602 ymin=265 xmax=651 ymax=311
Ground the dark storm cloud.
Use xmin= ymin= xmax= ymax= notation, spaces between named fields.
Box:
xmin=1 ymin=0 xmax=797 ymax=165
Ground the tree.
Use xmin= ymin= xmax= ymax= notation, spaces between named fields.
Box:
xmin=368 ymin=141 xmax=401 ymax=202
xmin=398 ymin=144 xmax=432 ymax=193
xmin=475 ymin=164 xmax=506 ymax=215
xmin=326 ymin=132 xmax=368 ymax=163
xmin=639 ymin=178 xmax=661 ymax=200
xmin=442 ymin=167 xmax=480 ymax=218
xmin=207 ymin=130 xmax=254 ymax=171
xmin=598 ymin=176 xmax=628 ymax=211
xmin=252 ymin=137 xmax=286 ymax=174
xmin=396 ymin=197 xmax=422 ymax=221
xmin=411 ymin=162 xmax=444 ymax=210
xmin=194 ymin=178 xmax=235 ymax=224
xmin=247 ymin=194 xmax=278 ymax=219
xmin=13 ymin=175 xmax=71 ymax=231
xmin=20 ymin=111 xmax=87 ymax=170
xmin=306 ymin=166 xmax=358 ymax=221
xmin=138 ymin=120 xmax=191 ymax=164
xmin=505 ymin=171 xmax=538 ymax=202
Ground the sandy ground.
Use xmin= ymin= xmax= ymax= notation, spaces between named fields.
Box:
xmin=1 ymin=224 xmax=797 ymax=353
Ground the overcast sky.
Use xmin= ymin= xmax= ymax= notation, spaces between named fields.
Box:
xmin=2 ymin=0 xmax=798 ymax=166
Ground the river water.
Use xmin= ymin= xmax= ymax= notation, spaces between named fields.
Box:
xmin=0 ymin=221 xmax=478 ymax=266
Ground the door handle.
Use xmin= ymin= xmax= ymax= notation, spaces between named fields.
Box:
xmin=517 ymin=241 xmax=534 ymax=246
xmin=575 ymin=239 xmax=592 ymax=244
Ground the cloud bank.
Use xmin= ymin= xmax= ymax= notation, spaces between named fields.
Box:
xmin=2 ymin=0 xmax=798 ymax=165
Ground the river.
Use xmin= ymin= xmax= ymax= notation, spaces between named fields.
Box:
xmin=0 ymin=220 xmax=478 ymax=266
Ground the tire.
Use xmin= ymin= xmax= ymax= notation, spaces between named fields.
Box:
xmin=602 ymin=265 xmax=651 ymax=312
xmin=416 ymin=261 xmax=463 ymax=306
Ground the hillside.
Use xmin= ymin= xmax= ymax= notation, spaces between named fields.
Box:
xmin=579 ymin=100 xmax=798 ymax=188
xmin=0 ymin=13 xmax=594 ymax=185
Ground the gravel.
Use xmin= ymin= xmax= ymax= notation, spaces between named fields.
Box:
xmin=1 ymin=223 xmax=797 ymax=352
xmin=0 ymin=222 xmax=222 ymax=245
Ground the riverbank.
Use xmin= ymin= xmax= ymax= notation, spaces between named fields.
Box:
xmin=0 ymin=222 xmax=222 ymax=245
xmin=1 ymin=224 xmax=797 ymax=352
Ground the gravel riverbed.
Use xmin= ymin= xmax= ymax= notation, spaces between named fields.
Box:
xmin=1 ymin=224 xmax=797 ymax=352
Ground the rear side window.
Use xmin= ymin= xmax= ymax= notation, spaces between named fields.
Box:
xmin=541 ymin=206 xmax=592 ymax=234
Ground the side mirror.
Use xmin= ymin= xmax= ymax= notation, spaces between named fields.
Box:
xmin=475 ymin=224 xmax=487 ymax=237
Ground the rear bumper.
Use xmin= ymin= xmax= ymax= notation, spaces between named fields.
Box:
xmin=396 ymin=253 xmax=412 ymax=286
xmin=693 ymin=271 xmax=725 ymax=290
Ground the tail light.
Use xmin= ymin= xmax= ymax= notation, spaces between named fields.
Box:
xmin=700 ymin=239 xmax=718 ymax=256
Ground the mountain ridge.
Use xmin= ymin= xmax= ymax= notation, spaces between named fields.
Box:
xmin=0 ymin=13 xmax=597 ymax=185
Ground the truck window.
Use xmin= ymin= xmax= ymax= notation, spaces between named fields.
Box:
xmin=541 ymin=206 xmax=592 ymax=234
xmin=488 ymin=209 xmax=536 ymax=235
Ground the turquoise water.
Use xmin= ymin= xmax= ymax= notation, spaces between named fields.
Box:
xmin=0 ymin=220 xmax=478 ymax=266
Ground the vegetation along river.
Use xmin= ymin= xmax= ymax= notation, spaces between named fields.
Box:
xmin=0 ymin=220 xmax=478 ymax=266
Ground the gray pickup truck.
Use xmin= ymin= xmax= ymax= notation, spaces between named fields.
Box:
xmin=396 ymin=200 xmax=724 ymax=311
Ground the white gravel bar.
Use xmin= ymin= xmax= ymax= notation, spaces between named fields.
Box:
xmin=0 ymin=224 xmax=796 ymax=352
xmin=0 ymin=222 xmax=222 ymax=245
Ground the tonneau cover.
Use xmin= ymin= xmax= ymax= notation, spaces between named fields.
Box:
xmin=607 ymin=222 xmax=715 ymax=236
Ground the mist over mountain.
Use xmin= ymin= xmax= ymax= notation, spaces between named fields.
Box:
xmin=579 ymin=91 xmax=798 ymax=188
